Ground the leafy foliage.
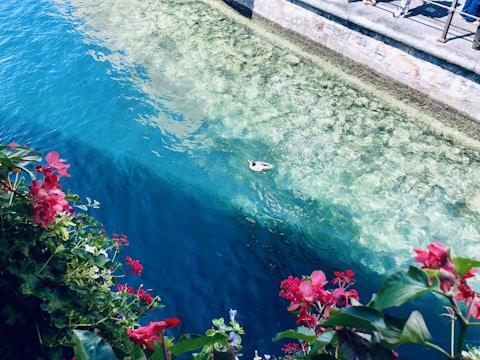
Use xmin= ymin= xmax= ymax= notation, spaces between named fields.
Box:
xmin=274 ymin=242 xmax=480 ymax=360
xmin=0 ymin=144 xmax=162 ymax=359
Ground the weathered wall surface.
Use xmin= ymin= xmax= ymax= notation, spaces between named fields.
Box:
xmin=224 ymin=0 xmax=480 ymax=122
xmin=223 ymin=0 xmax=254 ymax=17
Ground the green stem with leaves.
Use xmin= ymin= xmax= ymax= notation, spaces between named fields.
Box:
xmin=450 ymin=300 xmax=468 ymax=356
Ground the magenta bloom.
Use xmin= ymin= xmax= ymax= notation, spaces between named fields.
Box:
xmin=28 ymin=151 xmax=73 ymax=227
xmin=45 ymin=151 xmax=70 ymax=177
xmin=127 ymin=319 xmax=181 ymax=350
xmin=125 ymin=256 xmax=143 ymax=276
xmin=332 ymin=288 xmax=360 ymax=308
xmin=413 ymin=242 xmax=454 ymax=272
xmin=468 ymin=299 xmax=480 ymax=319
xmin=29 ymin=180 xmax=70 ymax=227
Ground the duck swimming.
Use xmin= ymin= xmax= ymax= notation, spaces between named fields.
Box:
xmin=248 ymin=160 xmax=274 ymax=172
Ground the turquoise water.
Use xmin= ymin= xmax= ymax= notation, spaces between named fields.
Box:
xmin=2 ymin=0 xmax=480 ymax=357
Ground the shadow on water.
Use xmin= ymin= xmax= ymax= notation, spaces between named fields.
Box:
xmin=3 ymin=1 xmax=480 ymax=358
xmin=2 ymin=124 xmax=479 ymax=358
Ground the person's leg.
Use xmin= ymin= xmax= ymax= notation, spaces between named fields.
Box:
xmin=462 ymin=0 xmax=473 ymax=13
xmin=393 ymin=0 xmax=412 ymax=17
xmin=465 ymin=0 xmax=479 ymax=21
xmin=473 ymin=24 xmax=480 ymax=50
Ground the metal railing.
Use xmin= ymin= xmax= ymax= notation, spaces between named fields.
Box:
xmin=420 ymin=0 xmax=479 ymax=42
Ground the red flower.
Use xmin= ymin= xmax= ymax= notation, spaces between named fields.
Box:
xmin=127 ymin=327 xmax=161 ymax=350
xmin=332 ymin=269 xmax=356 ymax=287
xmin=28 ymin=151 xmax=72 ymax=227
xmin=137 ymin=289 xmax=153 ymax=305
xmin=413 ymin=242 xmax=455 ymax=273
xmin=117 ymin=283 xmax=135 ymax=293
xmin=468 ymin=299 xmax=480 ymax=319
xmin=127 ymin=319 xmax=181 ymax=350
xmin=281 ymin=342 xmax=305 ymax=358
xmin=332 ymin=287 xmax=359 ymax=308
xmin=125 ymin=256 xmax=143 ymax=276
xmin=296 ymin=304 xmax=318 ymax=328
xmin=112 ymin=233 xmax=129 ymax=247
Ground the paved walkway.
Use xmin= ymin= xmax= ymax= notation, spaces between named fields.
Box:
xmin=291 ymin=0 xmax=480 ymax=78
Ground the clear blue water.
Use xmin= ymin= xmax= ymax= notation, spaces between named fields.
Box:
xmin=2 ymin=0 xmax=480 ymax=358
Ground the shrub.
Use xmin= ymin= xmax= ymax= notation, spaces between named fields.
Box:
xmin=0 ymin=143 xmax=162 ymax=359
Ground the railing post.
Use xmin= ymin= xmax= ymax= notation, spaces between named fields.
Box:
xmin=437 ymin=0 xmax=459 ymax=43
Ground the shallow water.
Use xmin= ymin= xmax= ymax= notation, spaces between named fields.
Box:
xmin=1 ymin=0 xmax=480 ymax=357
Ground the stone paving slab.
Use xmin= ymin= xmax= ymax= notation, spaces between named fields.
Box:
xmin=294 ymin=0 xmax=480 ymax=76
xmin=250 ymin=0 xmax=480 ymax=120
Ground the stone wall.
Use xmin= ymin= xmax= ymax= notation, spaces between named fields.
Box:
xmin=223 ymin=0 xmax=254 ymax=17
xmin=223 ymin=0 xmax=480 ymax=122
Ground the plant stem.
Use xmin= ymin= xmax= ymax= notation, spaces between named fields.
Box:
xmin=447 ymin=297 xmax=469 ymax=355
xmin=424 ymin=341 xmax=452 ymax=359
xmin=450 ymin=317 xmax=454 ymax=357
xmin=36 ymin=252 xmax=55 ymax=276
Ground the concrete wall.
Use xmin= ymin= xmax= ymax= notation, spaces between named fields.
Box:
xmin=223 ymin=0 xmax=254 ymax=17
xmin=225 ymin=0 xmax=480 ymax=122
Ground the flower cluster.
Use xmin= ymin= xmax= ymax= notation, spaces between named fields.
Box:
xmin=0 ymin=144 xmax=165 ymax=359
xmin=127 ymin=318 xmax=181 ymax=350
xmin=280 ymin=342 xmax=306 ymax=359
xmin=279 ymin=269 xmax=359 ymax=330
xmin=117 ymin=283 xmax=154 ymax=306
xmin=113 ymin=233 xmax=129 ymax=248
xmin=29 ymin=149 xmax=72 ymax=227
xmin=125 ymin=255 xmax=143 ymax=276
xmin=414 ymin=241 xmax=480 ymax=319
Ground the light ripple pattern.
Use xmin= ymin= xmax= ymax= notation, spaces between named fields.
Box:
xmin=1 ymin=0 xmax=480 ymax=357
xmin=65 ymin=0 xmax=480 ymax=273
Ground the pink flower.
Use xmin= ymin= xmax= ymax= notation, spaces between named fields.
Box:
xmin=454 ymin=283 xmax=475 ymax=303
xmin=127 ymin=319 xmax=181 ymax=350
xmin=468 ymin=298 xmax=480 ymax=319
xmin=310 ymin=270 xmax=328 ymax=288
xmin=45 ymin=151 xmax=70 ymax=177
xmin=296 ymin=305 xmax=318 ymax=328
xmin=414 ymin=242 xmax=455 ymax=273
xmin=29 ymin=179 xmax=70 ymax=227
xmin=332 ymin=288 xmax=359 ymax=308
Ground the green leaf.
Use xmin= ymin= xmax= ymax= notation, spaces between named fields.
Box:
xmin=320 ymin=306 xmax=379 ymax=332
xmin=452 ymin=256 xmax=480 ymax=277
xmin=307 ymin=329 xmax=336 ymax=358
xmin=72 ymin=329 xmax=118 ymax=360
xmin=129 ymin=344 xmax=147 ymax=360
xmin=0 ymin=146 xmax=42 ymax=179
xmin=272 ymin=328 xmax=317 ymax=344
xmin=336 ymin=328 xmax=401 ymax=360
xmin=396 ymin=310 xmax=431 ymax=346
xmin=318 ymin=306 xmax=431 ymax=348
xmin=0 ymin=146 xmax=42 ymax=162
xmin=169 ymin=333 xmax=228 ymax=356
xmin=19 ymin=274 xmax=39 ymax=295
xmin=372 ymin=266 xmax=434 ymax=310
xmin=150 ymin=343 xmax=166 ymax=360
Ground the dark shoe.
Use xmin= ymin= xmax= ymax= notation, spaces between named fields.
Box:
xmin=473 ymin=45 xmax=480 ymax=50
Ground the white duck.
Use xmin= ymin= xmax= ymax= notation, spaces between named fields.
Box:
xmin=248 ymin=160 xmax=274 ymax=172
